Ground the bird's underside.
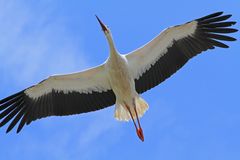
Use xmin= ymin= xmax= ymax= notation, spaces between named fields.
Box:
xmin=105 ymin=51 xmax=148 ymax=120
xmin=106 ymin=50 xmax=149 ymax=141
xmin=0 ymin=12 xmax=237 ymax=141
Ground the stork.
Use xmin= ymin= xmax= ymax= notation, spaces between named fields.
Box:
xmin=0 ymin=12 xmax=237 ymax=142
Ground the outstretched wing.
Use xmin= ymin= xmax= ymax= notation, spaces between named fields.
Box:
xmin=0 ymin=64 xmax=116 ymax=133
xmin=126 ymin=12 xmax=237 ymax=93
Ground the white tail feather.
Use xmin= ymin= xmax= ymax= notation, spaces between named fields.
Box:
xmin=114 ymin=97 xmax=149 ymax=121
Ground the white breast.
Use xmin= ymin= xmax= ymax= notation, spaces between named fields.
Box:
xmin=106 ymin=54 xmax=136 ymax=101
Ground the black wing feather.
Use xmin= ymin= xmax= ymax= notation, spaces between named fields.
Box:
xmin=7 ymin=106 xmax=26 ymax=133
xmin=135 ymin=12 xmax=237 ymax=93
xmin=0 ymin=88 xmax=115 ymax=133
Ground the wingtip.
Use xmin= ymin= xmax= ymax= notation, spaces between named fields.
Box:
xmin=231 ymin=37 xmax=237 ymax=41
xmin=6 ymin=125 xmax=14 ymax=133
xmin=209 ymin=11 xmax=224 ymax=16
xmin=6 ymin=129 xmax=10 ymax=134
xmin=233 ymin=28 xmax=238 ymax=33
xmin=16 ymin=128 xmax=21 ymax=134
xmin=226 ymin=14 xmax=233 ymax=19
xmin=222 ymin=44 xmax=229 ymax=48
xmin=197 ymin=11 xmax=224 ymax=21
xmin=216 ymin=11 xmax=224 ymax=15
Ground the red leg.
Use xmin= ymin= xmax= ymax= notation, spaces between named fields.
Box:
xmin=125 ymin=104 xmax=138 ymax=131
xmin=134 ymin=106 xmax=142 ymax=129
xmin=134 ymin=105 xmax=144 ymax=142
xmin=125 ymin=103 xmax=144 ymax=142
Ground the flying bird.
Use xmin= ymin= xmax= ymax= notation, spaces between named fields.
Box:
xmin=0 ymin=12 xmax=237 ymax=141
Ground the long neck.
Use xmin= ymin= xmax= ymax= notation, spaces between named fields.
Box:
xmin=106 ymin=33 xmax=118 ymax=57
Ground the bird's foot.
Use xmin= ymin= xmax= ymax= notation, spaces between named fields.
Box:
xmin=136 ymin=127 xmax=144 ymax=142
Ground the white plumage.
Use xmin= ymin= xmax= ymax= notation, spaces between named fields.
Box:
xmin=25 ymin=64 xmax=110 ymax=98
xmin=126 ymin=21 xmax=197 ymax=80
xmin=0 ymin=12 xmax=237 ymax=141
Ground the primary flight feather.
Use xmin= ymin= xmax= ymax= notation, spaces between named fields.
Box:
xmin=0 ymin=12 xmax=237 ymax=141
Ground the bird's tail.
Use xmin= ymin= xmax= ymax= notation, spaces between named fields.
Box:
xmin=134 ymin=96 xmax=149 ymax=118
xmin=114 ymin=96 xmax=149 ymax=121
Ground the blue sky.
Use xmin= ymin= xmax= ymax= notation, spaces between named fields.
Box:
xmin=0 ymin=1 xmax=239 ymax=160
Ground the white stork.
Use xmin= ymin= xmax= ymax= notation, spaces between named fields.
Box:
xmin=0 ymin=12 xmax=237 ymax=141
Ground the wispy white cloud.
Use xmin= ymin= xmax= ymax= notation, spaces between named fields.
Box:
xmin=0 ymin=1 xmax=87 ymax=88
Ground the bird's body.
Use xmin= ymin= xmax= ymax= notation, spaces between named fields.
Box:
xmin=0 ymin=12 xmax=237 ymax=141
xmin=107 ymin=54 xmax=135 ymax=107
xmin=106 ymin=49 xmax=148 ymax=121
xmin=107 ymin=51 xmax=133 ymax=103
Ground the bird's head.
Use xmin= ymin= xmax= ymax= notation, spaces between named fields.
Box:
xmin=96 ymin=15 xmax=110 ymax=35
xmin=95 ymin=15 xmax=116 ymax=53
